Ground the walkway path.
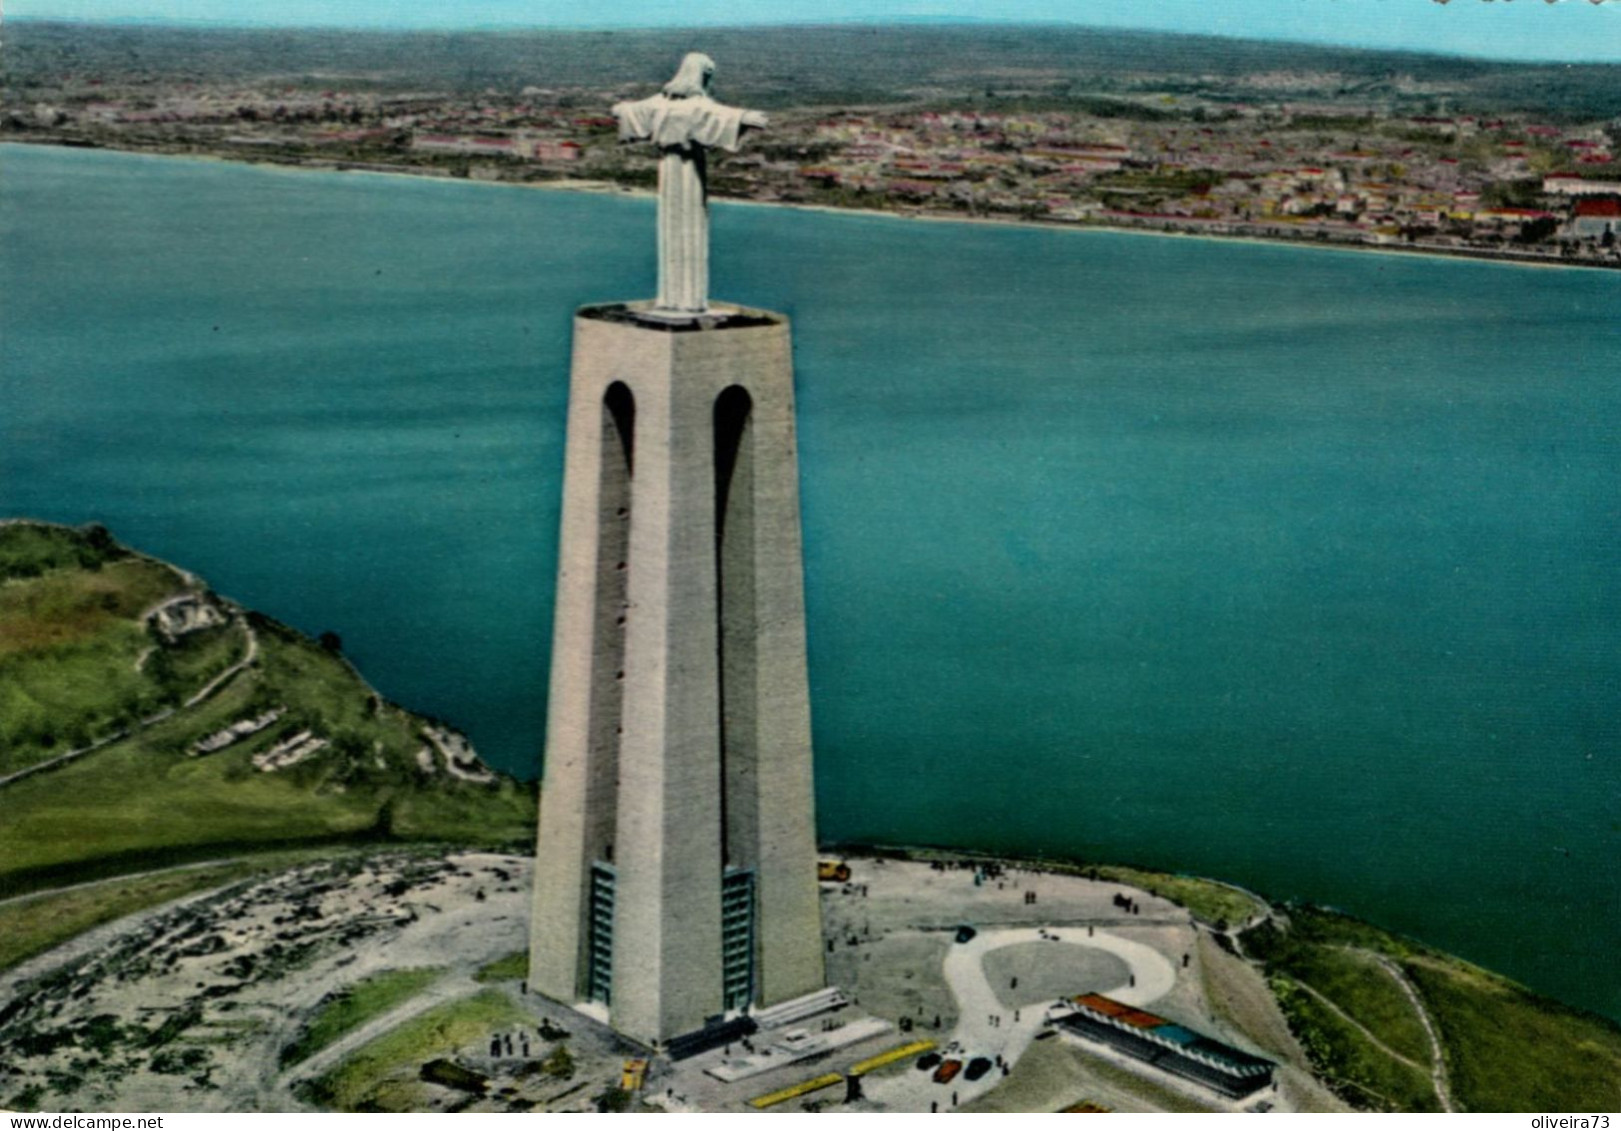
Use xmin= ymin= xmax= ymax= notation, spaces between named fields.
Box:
xmin=185 ymin=617 xmax=258 ymax=707
xmin=864 ymin=925 xmax=1176 ymax=1111
xmin=1368 ymin=953 xmax=1454 ymax=1113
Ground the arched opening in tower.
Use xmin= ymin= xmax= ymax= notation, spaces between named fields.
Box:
xmin=714 ymin=385 xmax=758 ymax=1009
xmin=585 ymin=379 xmax=635 ymax=1005
xmin=714 ymin=384 xmax=757 ymax=869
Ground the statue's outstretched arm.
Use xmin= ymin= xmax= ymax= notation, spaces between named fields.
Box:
xmin=741 ymin=109 xmax=769 ymax=131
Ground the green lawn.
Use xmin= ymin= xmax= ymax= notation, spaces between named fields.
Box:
xmin=474 ymin=951 xmax=529 ymax=984
xmin=280 ymin=968 xmax=446 ymax=1069
xmin=1087 ymin=865 xmax=1262 ymax=928
xmin=0 ymin=730 xmax=388 ymax=894
xmin=302 ymin=990 xmax=527 ymax=1112
xmin=1404 ymin=957 xmax=1621 ymax=1112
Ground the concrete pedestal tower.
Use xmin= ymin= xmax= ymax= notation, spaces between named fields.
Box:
xmin=529 ymin=54 xmax=825 ymax=1047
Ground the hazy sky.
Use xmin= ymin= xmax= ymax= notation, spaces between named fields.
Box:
xmin=9 ymin=0 xmax=1621 ymax=63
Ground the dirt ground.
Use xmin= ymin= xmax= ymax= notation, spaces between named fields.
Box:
xmin=0 ymin=851 xmax=633 ymax=1113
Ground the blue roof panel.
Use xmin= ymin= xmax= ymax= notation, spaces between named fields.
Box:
xmin=1154 ymin=1024 xmax=1202 ymax=1047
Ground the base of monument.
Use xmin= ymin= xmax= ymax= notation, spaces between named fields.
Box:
xmin=635 ymin=305 xmax=714 ymax=324
xmin=577 ymin=299 xmax=782 ymax=333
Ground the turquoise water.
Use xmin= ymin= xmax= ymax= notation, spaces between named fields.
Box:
xmin=3 ymin=143 xmax=1618 ymax=1019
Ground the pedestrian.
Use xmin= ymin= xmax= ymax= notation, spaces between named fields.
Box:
xmin=952 ymin=1091 xmax=958 ymax=1107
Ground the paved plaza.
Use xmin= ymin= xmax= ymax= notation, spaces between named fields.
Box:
xmin=641 ymin=855 xmax=1336 ymax=1113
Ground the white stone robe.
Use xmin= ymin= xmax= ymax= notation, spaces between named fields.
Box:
xmin=612 ymin=93 xmax=753 ymax=313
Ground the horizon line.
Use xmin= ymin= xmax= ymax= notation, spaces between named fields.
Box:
xmin=7 ymin=14 xmax=1621 ymax=67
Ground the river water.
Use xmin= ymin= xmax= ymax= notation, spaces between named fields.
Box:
xmin=2 ymin=143 xmax=1617 ymax=1019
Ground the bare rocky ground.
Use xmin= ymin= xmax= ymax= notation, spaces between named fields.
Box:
xmin=2 ymin=851 xmax=1346 ymax=1113
xmin=0 ymin=852 xmax=633 ymax=1113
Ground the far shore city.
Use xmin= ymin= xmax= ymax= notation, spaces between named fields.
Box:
xmin=4 ymin=19 xmax=1621 ymax=268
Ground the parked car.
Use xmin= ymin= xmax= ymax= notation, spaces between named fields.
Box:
xmin=933 ymin=1059 xmax=963 ymax=1084
xmin=954 ymin=925 xmax=977 ymax=944
xmin=965 ymin=1057 xmax=993 ymax=1082
xmin=916 ymin=1052 xmax=942 ymax=1072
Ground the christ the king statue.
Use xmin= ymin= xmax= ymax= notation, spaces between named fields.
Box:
xmin=612 ymin=54 xmax=767 ymax=315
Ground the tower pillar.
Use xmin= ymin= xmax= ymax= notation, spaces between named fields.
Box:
xmin=530 ymin=301 xmax=824 ymax=1045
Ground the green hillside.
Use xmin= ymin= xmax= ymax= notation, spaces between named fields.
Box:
xmin=1244 ymin=904 xmax=1621 ymax=1112
xmin=0 ymin=520 xmax=537 ymax=898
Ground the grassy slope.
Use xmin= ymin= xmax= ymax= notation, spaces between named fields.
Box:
xmin=1245 ymin=905 xmax=1621 ymax=1112
xmin=1405 ymin=957 xmax=1621 ymax=1112
xmin=1267 ymin=971 xmax=1441 ymax=1112
xmin=0 ymin=542 xmax=200 ymax=773
xmin=0 ymin=853 xmax=331 ymax=974
xmin=1280 ymin=944 xmax=1432 ymax=1063
xmin=0 ymin=522 xmax=536 ymax=898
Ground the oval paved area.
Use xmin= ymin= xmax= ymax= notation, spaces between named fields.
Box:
xmin=982 ymin=941 xmax=1131 ymax=1008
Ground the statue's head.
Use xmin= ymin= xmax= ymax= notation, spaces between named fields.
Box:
xmin=663 ymin=52 xmax=715 ymax=99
